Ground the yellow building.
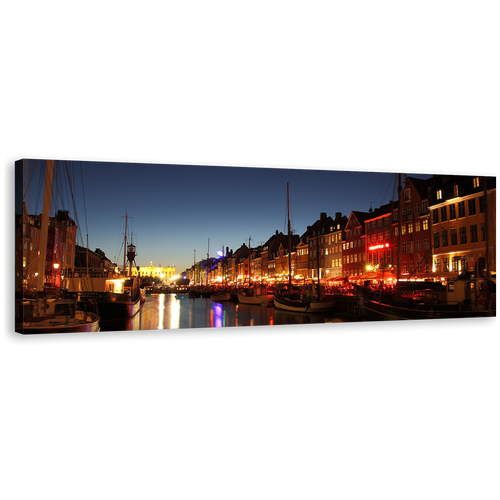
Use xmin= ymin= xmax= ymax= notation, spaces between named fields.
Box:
xmin=132 ymin=263 xmax=176 ymax=283
xmin=429 ymin=175 xmax=496 ymax=278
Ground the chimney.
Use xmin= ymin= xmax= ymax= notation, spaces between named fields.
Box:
xmin=320 ymin=212 xmax=327 ymax=221
xmin=335 ymin=212 xmax=341 ymax=220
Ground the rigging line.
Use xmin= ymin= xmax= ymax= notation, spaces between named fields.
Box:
xmin=22 ymin=160 xmax=37 ymax=211
xmin=79 ymin=161 xmax=89 ymax=241
xmin=33 ymin=159 xmax=44 ymax=215
xmin=64 ymin=161 xmax=84 ymax=246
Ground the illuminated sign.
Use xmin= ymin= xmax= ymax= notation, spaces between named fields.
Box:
xmin=368 ymin=243 xmax=390 ymax=251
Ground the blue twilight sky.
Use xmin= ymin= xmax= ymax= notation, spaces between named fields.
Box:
xmin=19 ymin=159 xmax=432 ymax=274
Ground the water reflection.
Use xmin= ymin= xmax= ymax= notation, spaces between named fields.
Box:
xmin=99 ymin=294 xmax=354 ymax=332
xmin=169 ymin=295 xmax=180 ymax=329
xmin=158 ymin=292 xmax=164 ymax=329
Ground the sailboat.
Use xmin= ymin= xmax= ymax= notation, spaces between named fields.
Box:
xmin=15 ymin=159 xmax=100 ymax=333
xmin=237 ymin=238 xmax=273 ymax=306
xmin=273 ymin=184 xmax=336 ymax=313
xmin=65 ymin=212 xmax=144 ymax=321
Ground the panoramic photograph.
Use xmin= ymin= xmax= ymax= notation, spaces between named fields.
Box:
xmin=15 ymin=159 xmax=496 ymax=333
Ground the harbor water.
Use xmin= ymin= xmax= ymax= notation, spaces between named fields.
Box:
xmin=99 ymin=293 xmax=358 ymax=332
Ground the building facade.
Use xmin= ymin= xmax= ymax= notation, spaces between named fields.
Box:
xmin=365 ymin=202 xmax=395 ymax=278
xmin=343 ymin=211 xmax=369 ymax=278
xmin=429 ymin=175 xmax=496 ymax=279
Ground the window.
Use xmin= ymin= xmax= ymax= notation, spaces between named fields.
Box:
xmin=460 ymin=226 xmax=467 ymax=244
xmin=470 ymin=224 xmax=478 ymax=243
xmin=408 ymin=223 xmax=413 ymax=234
xmin=468 ymin=198 xmax=476 ymax=216
xmin=404 ymin=188 xmax=411 ymax=202
xmin=423 ymin=219 xmax=428 ymax=231
xmin=416 ymin=240 xmax=422 ymax=252
xmin=441 ymin=230 xmax=448 ymax=247
xmin=394 ymin=209 xmax=399 ymax=221
xmin=415 ymin=221 xmax=421 ymax=232
xmin=402 ymin=262 xmax=408 ymax=274
xmin=401 ymin=225 xmax=406 ymax=235
xmin=433 ymin=210 xmax=439 ymax=224
xmin=450 ymin=228 xmax=457 ymax=246
xmin=437 ymin=190 xmax=443 ymax=200
xmin=443 ymin=257 xmax=449 ymax=272
xmin=422 ymin=200 xmax=428 ymax=212
xmin=414 ymin=203 xmax=420 ymax=215
xmin=423 ymin=238 xmax=430 ymax=251
xmin=453 ymin=184 xmax=459 ymax=197
xmin=441 ymin=206 xmax=447 ymax=222
xmin=479 ymin=196 xmax=485 ymax=213
xmin=394 ymin=226 xmax=399 ymax=237
xmin=434 ymin=258 xmax=441 ymax=272
xmin=449 ymin=204 xmax=456 ymax=220
xmin=473 ymin=177 xmax=480 ymax=188
xmin=458 ymin=201 xmax=466 ymax=218
xmin=434 ymin=232 xmax=440 ymax=248
xmin=378 ymin=233 xmax=383 ymax=242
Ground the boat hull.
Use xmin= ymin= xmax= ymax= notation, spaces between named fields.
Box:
xmin=357 ymin=293 xmax=491 ymax=321
xmin=211 ymin=293 xmax=232 ymax=302
xmin=237 ymin=292 xmax=273 ymax=305
xmin=273 ymin=295 xmax=336 ymax=313
xmin=16 ymin=312 xmax=100 ymax=334
xmin=97 ymin=294 xmax=142 ymax=321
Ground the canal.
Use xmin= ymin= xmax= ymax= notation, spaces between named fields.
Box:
xmin=99 ymin=293 xmax=358 ymax=332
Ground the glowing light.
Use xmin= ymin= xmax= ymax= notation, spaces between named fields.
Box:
xmin=368 ymin=243 xmax=390 ymax=251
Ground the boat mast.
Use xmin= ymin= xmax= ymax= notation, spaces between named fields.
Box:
xmin=248 ymin=236 xmax=252 ymax=287
xmin=397 ymin=174 xmax=402 ymax=284
xmin=483 ymin=176 xmax=490 ymax=307
xmin=207 ymin=238 xmax=210 ymax=285
xmin=36 ymin=160 xmax=54 ymax=291
xmin=287 ymin=183 xmax=292 ymax=288
xmin=123 ymin=212 xmax=128 ymax=276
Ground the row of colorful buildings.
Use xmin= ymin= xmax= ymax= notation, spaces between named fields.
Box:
xmin=185 ymin=174 xmax=496 ymax=287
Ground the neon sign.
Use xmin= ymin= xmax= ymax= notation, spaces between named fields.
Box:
xmin=368 ymin=243 xmax=390 ymax=251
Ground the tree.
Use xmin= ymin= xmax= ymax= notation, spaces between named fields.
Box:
xmin=176 ymin=275 xmax=190 ymax=286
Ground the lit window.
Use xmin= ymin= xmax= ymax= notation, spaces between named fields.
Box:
xmin=437 ymin=190 xmax=443 ymax=200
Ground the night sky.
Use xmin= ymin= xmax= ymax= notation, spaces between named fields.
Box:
xmin=21 ymin=159 xmax=431 ymax=274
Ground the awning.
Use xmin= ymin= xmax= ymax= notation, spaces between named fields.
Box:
xmin=327 ymin=276 xmax=345 ymax=282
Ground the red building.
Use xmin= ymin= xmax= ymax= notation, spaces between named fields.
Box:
xmin=396 ymin=176 xmax=433 ymax=280
xmin=364 ymin=201 xmax=396 ymax=279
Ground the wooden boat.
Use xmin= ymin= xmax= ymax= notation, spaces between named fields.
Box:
xmin=211 ymin=293 xmax=231 ymax=302
xmin=16 ymin=297 xmax=100 ymax=334
xmin=237 ymin=284 xmax=273 ymax=305
xmin=357 ymin=279 xmax=494 ymax=321
xmin=273 ymin=283 xmax=335 ymax=313
xmin=273 ymin=183 xmax=336 ymax=313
